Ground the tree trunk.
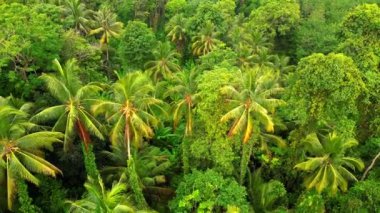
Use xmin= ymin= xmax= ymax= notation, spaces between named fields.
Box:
xmin=76 ymin=120 xmax=91 ymax=151
xmin=124 ymin=115 xmax=131 ymax=159
xmin=361 ymin=150 xmax=380 ymax=181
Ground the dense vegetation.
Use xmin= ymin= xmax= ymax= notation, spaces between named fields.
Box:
xmin=0 ymin=0 xmax=380 ymax=212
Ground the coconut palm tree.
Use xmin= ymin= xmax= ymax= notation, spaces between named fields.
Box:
xmin=89 ymin=7 xmax=123 ymax=62
xmin=145 ymin=41 xmax=181 ymax=82
xmin=64 ymin=0 xmax=92 ymax=34
xmin=295 ymin=132 xmax=364 ymax=195
xmin=191 ymin=21 xmax=222 ymax=56
xmin=250 ymin=49 xmax=276 ymax=68
xmin=243 ymin=30 xmax=273 ymax=54
xmin=92 ymin=71 xmax=165 ymax=159
xmin=236 ymin=43 xmax=255 ymax=70
xmin=220 ymin=67 xmax=285 ymax=144
xmin=166 ymin=14 xmax=187 ymax=53
xmin=67 ymin=176 xmax=137 ymax=213
xmin=31 ymin=59 xmax=104 ymax=152
xmin=0 ymin=100 xmax=63 ymax=210
xmin=165 ymin=69 xmax=199 ymax=136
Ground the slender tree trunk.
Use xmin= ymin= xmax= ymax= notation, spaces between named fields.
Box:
xmin=240 ymin=137 xmax=255 ymax=185
xmin=124 ymin=115 xmax=131 ymax=159
xmin=181 ymin=136 xmax=190 ymax=174
xmin=77 ymin=120 xmax=91 ymax=151
xmin=361 ymin=150 xmax=380 ymax=181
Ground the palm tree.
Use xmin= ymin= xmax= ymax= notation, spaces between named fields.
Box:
xmin=248 ymin=169 xmax=287 ymax=213
xmin=272 ymin=55 xmax=295 ymax=74
xmin=64 ymin=0 xmax=92 ymax=34
xmin=89 ymin=7 xmax=123 ymax=62
xmin=220 ymin=67 xmax=285 ymax=183
xmin=165 ymin=69 xmax=199 ymax=136
xmin=67 ymin=176 xmax=137 ymax=213
xmin=243 ymin=31 xmax=272 ymax=54
xmin=0 ymin=100 xmax=63 ymax=210
xmin=236 ymin=43 xmax=255 ymax=70
xmin=31 ymin=59 xmax=104 ymax=152
xmin=144 ymin=41 xmax=181 ymax=82
xmin=220 ymin=67 xmax=285 ymax=144
xmin=166 ymin=14 xmax=187 ymax=53
xmin=295 ymin=132 xmax=364 ymax=195
xmin=250 ymin=49 xmax=276 ymax=68
xmin=191 ymin=21 xmax=222 ymax=56
xmin=92 ymin=71 xmax=164 ymax=159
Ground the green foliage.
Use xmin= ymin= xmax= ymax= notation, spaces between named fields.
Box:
xmin=286 ymin=53 xmax=366 ymax=134
xmin=67 ymin=175 xmax=138 ymax=212
xmin=198 ymin=47 xmax=238 ymax=71
xmin=118 ymin=21 xmax=157 ymax=69
xmin=338 ymin=3 xmax=380 ymax=73
xmin=165 ymin=0 xmax=187 ymax=18
xmin=128 ymin=158 xmax=148 ymax=209
xmin=34 ymin=176 xmax=67 ymax=213
xmin=249 ymin=169 xmax=288 ymax=212
xmin=16 ymin=179 xmax=41 ymax=213
xmin=60 ymin=30 xmax=106 ymax=83
xmin=0 ymin=3 xmax=63 ymax=71
xmin=1 ymin=0 xmax=380 ymax=212
xmin=169 ymin=169 xmax=249 ymax=212
xmin=249 ymin=0 xmax=300 ymax=39
xmin=330 ymin=180 xmax=380 ymax=212
xmin=296 ymin=0 xmax=339 ymax=59
xmin=82 ymin=144 xmax=100 ymax=180
xmin=186 ymin=0 xmax=233 ymax=37
xmin=295 ymin=190 xmax=325 ymax=213
xmin=0 ymin=71 xmax=44 ymax=100
xmin=188 ymin=68 xmax=240 ymax=174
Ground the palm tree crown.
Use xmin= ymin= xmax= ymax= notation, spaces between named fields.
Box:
xmin=0 ymin=99 xmax=63 ymax=210
xmin=220 ymin=67 xmax=285 ymax=143
xmin=145 ymin=41 xmax=181 ymax=82
xmin=165 ymin=69 xmax=199 ymax=136
xmin=191 ymin=21 xmax=222 ymax=56
xmin=31 ymin=59 xmax=104 ymax=151
xmin=166 ymin=14 xmax=187 ymax=53
xmin=64 ymin=0 xmax=92 ymax=34
xmin=67 ymin=176 xmax=136 ymax=213
xmin=295 ymin=132 xmax=364 ymax=195
xmin=93 ymin=71 xmax=165 ymax=159
xmin=89 ymin=7 xmax=123 ymax=45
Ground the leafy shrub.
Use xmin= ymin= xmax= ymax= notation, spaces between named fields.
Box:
xmin=169 ymin=169 xmax=249 ymax=212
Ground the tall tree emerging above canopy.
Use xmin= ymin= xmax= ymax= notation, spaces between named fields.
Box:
xmin=286 ymin=53 xmax=366 ymax=134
